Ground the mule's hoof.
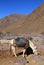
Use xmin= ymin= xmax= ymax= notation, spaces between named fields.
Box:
xmin=15 ymin=55 xmax=17 ymax=57
xmin=12 ymin=55 xmax=15 ymax=57
xmin=15 ymin=55 xmax=17 ymax=58
xmin=27 ymin=61 xmax=29 ymax=63
xmin=22 ymin=55 xmax=25 ymax=57
xmin=12 ymin=55 xmax=17 ymax=57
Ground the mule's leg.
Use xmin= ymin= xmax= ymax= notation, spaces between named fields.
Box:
xmin=29 ymin=40 xmax=38 ymax=55
xmin=10 ymin=45 xmax=12 ymax=55
xmin=22 ymin=49 xmax=26 ymax=57
xmin=33 ymin=47 xmax=38 ymax=55
xmin=11 ymin=46 xmax=17 ymax=57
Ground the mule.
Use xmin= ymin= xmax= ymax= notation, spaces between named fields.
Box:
xmin=10 ymin=37 xmax=38 ymax=57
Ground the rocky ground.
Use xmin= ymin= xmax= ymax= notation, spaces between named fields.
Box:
xmin=0 ymin=34 xmax=44 ymax=65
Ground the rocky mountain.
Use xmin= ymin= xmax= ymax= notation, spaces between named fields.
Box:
xmin=0 ymin=3 xmax=44 ymax=35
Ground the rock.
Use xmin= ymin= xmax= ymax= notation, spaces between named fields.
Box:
xmin=30 ymin=55 xmax=44 ymax=62
xmin=26 ymin=54 xmax=44 ymax=65
xmin=14 ymin=63 xmax=24 ymax=65
xmin=14 ymin=57 xmax=27 ymax=65
xmin=33 ymin=36 xmax=44 ymax=56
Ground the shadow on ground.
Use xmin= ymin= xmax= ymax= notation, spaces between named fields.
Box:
xmin=17 ymin=47 xmax=33 ymax=56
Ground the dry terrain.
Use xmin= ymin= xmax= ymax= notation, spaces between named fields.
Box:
xmin=0 ymin=34 xmax=44 ymax=65
xmin=0 ymin=3 xmax=44 ymax=34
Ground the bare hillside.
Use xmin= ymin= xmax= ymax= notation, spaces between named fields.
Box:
xmin=0 ymin=3 xmax=44 ymax=34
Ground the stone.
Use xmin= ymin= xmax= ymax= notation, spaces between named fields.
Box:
xmin=14 ymin=57 xmax=27 ymax=65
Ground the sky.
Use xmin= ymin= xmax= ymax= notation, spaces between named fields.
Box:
xmin=0 ymin=0 xmax=44 ymax=19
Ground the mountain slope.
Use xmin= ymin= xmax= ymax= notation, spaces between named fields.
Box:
xmin=20 ymin=3 xmax=44 ymax=34
xmin=0 ymin=14 xmax=27 ymax=33
xmin=0 ymin=3 xmax=44 ymax=34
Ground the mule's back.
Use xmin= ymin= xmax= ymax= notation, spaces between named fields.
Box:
xmin=15 ymin=37 xmax=26 ymax=47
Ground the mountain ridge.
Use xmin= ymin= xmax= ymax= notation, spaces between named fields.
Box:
xmin=0 ymin=3 xmax=44 ymax=35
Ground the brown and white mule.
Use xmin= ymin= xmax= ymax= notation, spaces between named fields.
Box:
xmin=10 ymin=38 xmax=38 ymax=57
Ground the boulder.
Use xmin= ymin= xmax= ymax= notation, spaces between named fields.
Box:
xmin=14 ymin=57 xmax=27 ymax=65
xmin=33 ymin=36 xmax=44 ymax=56
xmin=25 ymin=54 xmax=44 ymax=65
